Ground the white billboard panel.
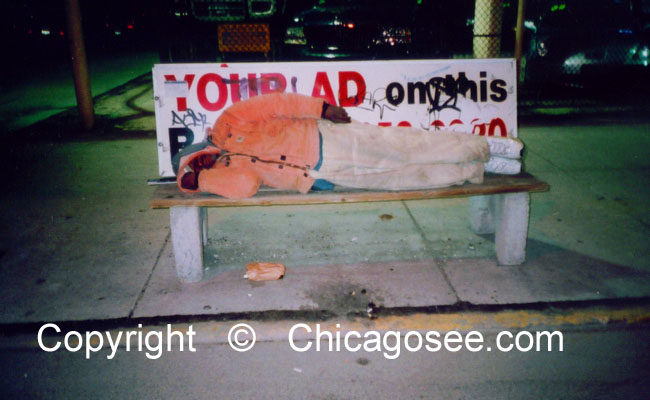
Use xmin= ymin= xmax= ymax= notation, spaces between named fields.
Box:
xmin=153 ymin=59 xmax=517 ymax=177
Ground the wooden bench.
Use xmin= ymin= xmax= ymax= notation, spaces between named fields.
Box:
xmin=150 ymin=173 xmax=549 ymax=282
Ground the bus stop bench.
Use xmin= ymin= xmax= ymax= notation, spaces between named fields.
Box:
xmin=150 ymin=173 xmax=549 ymax=282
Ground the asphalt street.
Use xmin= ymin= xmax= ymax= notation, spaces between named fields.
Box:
xmin=2 ymin=320 xmax=649 ymax=399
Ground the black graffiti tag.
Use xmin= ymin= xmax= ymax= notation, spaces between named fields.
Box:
xmin=171 ymin=108 xmax=210 ymax=130
xmin=358 ymin=88 xmax=396 ymax=119
xmin=426 ymin=74 xmax=474 ymax=114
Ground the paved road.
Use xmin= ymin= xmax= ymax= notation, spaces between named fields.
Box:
xmin=1 ymin=322 xmax=648 ymax=399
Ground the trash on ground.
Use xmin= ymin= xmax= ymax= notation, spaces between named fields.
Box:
xmin=246 ymin=262 xmax=286 ymax=281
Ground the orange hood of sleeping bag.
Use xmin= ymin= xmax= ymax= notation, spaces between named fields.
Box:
xmin=173 ymin=142 xmax=224 ymax=194
xmin=172 ymin=141 xmax=317 ymax=200
xmin=173 ymin=93 xmax=326 ymax=199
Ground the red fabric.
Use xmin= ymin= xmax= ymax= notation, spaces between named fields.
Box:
xmin=209 ymin=92 xmax=323 ymax=164
xmin=198 ymin=163 xmax=261 ymax=199
xmin=175 ymin=146 xmax=223 ymax=193
xmin=194 ymin=93 xmax=325 ymax=198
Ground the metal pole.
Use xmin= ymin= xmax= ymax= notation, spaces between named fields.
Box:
xmin=473 ymin=0 xmax=503 ymax=58
xmin=514 ymin=0 xmax=527 ymax=82
xmin=470 ymin=0 xmax=503 ymax=230
xmin=64 ymin=0 xmax=94 ymax=130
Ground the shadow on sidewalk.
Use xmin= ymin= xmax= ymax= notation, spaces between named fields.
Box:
xmin=0 ymin=73 xmax=155 ymax=145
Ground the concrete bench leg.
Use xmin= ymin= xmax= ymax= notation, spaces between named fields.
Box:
xmin=494 ymin=192 xmax=530 ymax=265
xmin=170 ymin=206 xmax=205 ymax=282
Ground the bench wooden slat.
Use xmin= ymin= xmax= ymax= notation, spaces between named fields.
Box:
xmin=150 ymin=173 xmax=549 ymax=209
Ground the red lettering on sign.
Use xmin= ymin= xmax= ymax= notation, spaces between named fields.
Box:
xmin=377 ymin=118 xmax=508 ymax=135
xmin=469 ymin=118 xmax=508 ymax=136
xmin=338 ymin=71 xmax=366 ymax=107
xmin=311 ymin=72 xmax=337 ymax=105
xmin=470 ymin=118 xmax=486 ymax=136
xmin=472 ymin=124 xmax=486 ymax=136
xmin=260 ymin=73 xmax=287 ymax=95
xmin=197 ymin=73 xmax=227 ymax=112
xmin=488 ymin=118 xmax=507 ymax=137
xmin=185 ymin=75 xmax=196 ymax=89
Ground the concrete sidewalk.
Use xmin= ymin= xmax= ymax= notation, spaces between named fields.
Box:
xmin=0 ymin=74 xmax=649 ymax=326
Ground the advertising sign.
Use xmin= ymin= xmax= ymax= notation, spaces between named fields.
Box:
xmin=153 ymin=59 xmax=517 ymax=177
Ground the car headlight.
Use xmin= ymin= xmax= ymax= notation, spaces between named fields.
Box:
xmin=284 ymin=26 xmax=306 ymax=45
xmin=537 ymin=40 xmax=548 ymax=57
xmin=562 ymin=52 xmax=586 ymax=74
xmin=629 ymin=45 xmax=649 ymax=66
xmin=637 ymin=45 xmax=649 ymax=67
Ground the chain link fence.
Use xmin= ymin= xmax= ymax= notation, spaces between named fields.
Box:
xmin=155 ymin=0 xmax=649 ymax=110
xmin=471 ymin=0 xmax=650 ymax=110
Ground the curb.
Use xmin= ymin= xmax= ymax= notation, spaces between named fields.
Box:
xmin=4 ymin=302 xmax=649 ymax=351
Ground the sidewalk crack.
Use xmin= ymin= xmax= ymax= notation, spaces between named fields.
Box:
xmin=128 ymin=231 xmax=170 ymax=318
xmin=401 ymin=200 xmax=460 ymax=301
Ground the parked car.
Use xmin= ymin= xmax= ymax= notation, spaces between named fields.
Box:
xmin=156 ymin=0 xmax=303 ymax=62
xmin=155 ymin=0 xmax=477 ymax=62
xmin=524 ymin=0 xmax=650 ymax=88
xmin=280 ymin=0 xmax=455 ymax=60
